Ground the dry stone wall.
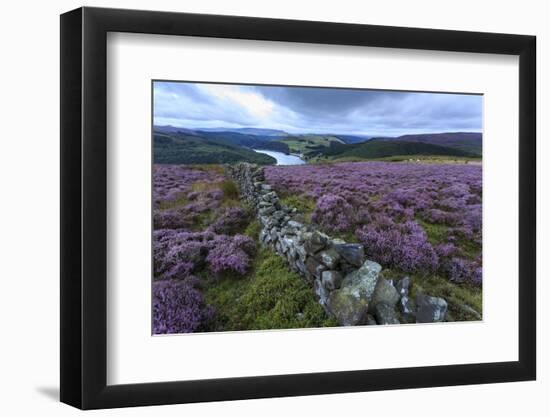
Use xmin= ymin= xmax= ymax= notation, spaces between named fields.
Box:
xmin=226 ymin=163 xmax=448 ymax=326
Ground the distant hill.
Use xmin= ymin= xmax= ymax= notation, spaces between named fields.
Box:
xmin=152 ymin=127 xmax=482 ymax=163
xmin=154 ymin=126 xmax=290 ymax=153
xmin=380 ymin=132 xmax=482 ymax=156
xmin=197 ymin=131 xmax=290 ymax=154
xmin=153 ymin=131 xmax=276 ymax=165
xmin=310 ymin=138 xmax=479 ymax=161
xmin=197 ymin=127 xmax=288 ymax=137
xmin=154 ymin=125 xmax=200 ymax=136
xmin=277 ymin=135 xmax=345 ymax=154
xmin=333 ymin=135 xmax=373 ymax=144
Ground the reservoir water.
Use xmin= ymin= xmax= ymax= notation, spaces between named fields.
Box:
xmin=253 ymin=149 xmax=305 ymax=165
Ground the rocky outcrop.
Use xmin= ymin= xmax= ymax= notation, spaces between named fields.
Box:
xmin=226 ymin=163 xmax=448 ymax=326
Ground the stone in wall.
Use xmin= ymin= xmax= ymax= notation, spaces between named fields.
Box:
xmin=326 ymin=260 xmax=382 ymax=326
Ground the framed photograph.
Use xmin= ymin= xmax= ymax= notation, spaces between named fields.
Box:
xmin=60 ymin=6 xmax=536 ymax=409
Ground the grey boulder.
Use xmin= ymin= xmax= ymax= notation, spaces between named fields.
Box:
xmin=305 ymin=256 xmax=326 ymax=279
xmin=395 ymin=276 xmax=411 ymax=297
xmin=370 ymin=278 xmax=400 ymax=312
xmin=332 ymin=243 xmax=365 ymax=267
xmin=416 ymin=294 xmax=448 ymax=323
xmin=314 ymin=278 xmax=330 ymax=305
xmin=316 ymin=248 xmax=341 ymax=269
xmin=327 ymin=260 xmax=381 ymax=326
xmin=374 ymin=302 xmax=400 ymax=325
xmin=304 ymin=231 xmax=328 ymax=254
xmin=321 ymin=270 xmax=344 ymax=291
xmin=398 ymin=295 xmax=416 ymax=323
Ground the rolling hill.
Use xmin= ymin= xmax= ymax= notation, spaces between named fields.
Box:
xmin=278 ymin=135 xmax=345 ymax=154
xmin=154 ymin=131 xmax=276 ymax=165
xmin=197 ymin=127 xmax=288 ymax=137
xmin=196 ymin=131 xmax=290 ymax=154
xmin=333 ymin=134 xmax=373 ymax=144
xmin=152 ymin=126 xmax=482 ymax=165
xmin=154 ymin=126 xmax=290 ymax=153
xmin=309 ymin=138 xmax=479 ymax=161
xmin=379 ymin=132 xmax=482 ymax=156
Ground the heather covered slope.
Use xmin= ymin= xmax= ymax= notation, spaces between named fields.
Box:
xmin=265 ymin=161 xmax=482 ymax=321
xmin=152 ymin=162 xmax=483 ymax=331
xmin=152 ymin=165 xmax=334 ymax=333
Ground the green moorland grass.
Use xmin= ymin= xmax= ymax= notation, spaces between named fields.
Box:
xmin=279 ymin=194 xmax=316 ymax=222
xmin=205 ymin=243 xmax=337 ymax=331
xmin=416 ymin=217 xmax=481 ymax=260
xmin=416 ymin=218 xmax=449 ymax=246
xmin=157 ymin=194 xmax=189 ymax=210
xmin=243 ymin=220 xmax=262 ymax=239
xmin=454 ymin=235 xmax=482 ymax=260
xmin=414 ymin=218 xmax=482 ymax=320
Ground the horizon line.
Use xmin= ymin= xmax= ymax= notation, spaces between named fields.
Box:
xmin=153 ymin=124 xmax=483 ymax=138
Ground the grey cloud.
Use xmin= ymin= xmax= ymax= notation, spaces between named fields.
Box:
xmin=258 ymin=86 xmax=401 ymax=117
xmin=153 ymin=81 xmax=482 ymax=136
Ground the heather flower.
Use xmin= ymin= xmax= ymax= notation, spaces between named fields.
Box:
xmin=153 ymin=208 xmax=195 ymax=230
xmin=465 ymin=204 xmax=482 ymax=232
xmin=471 ymin=266 xmax=483 ymax=286
xmin=206 ymin=234 xmax=256 ymax=275
xmin=153 ymin=230 xmax=256 ymax=279
xmin=311 ymin=194 xmax=356 ymax=232
xmin=435 ymin=243 xmax=458 ymax=258
xmin=356 ymin=221 xmax=439 ymax=274
xmin=152 ymin=277 xmax=215 ymax=334
xmin=208 ymin=206 xmax=251 ymax=235
xmin=266 ymin=161 xmax=482 ymax=285
xmin=447 ymin=257 xmax=472 ymax=283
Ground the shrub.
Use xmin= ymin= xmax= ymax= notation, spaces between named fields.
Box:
xmin=153 ymin=230 xmax=256 ymax=280
xmin=311 ymin=194 xmax=355 ymax=233
xmin=208 ymin=206 xmax=250 ymax=235
xmin=220 ymin=179 xmax=239 ymax=201
xmin=152 ymin=277 xmax=215 ymax=334
xmin=206 ymin=234 xmax=256 ymax=275
xmin=266 ymin=162 xmax=482 ymax=285
xmin=356 ymin=220 xmax=439 ymax=274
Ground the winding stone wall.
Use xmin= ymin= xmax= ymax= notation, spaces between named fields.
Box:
xmin=226 ymin=163 xmax=448 ymax=326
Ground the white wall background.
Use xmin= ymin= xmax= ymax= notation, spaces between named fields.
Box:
xmin=0 ymin=0 xmax=546 ymax=415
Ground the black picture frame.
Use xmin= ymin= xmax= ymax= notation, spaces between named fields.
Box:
xmin=60 ymin=6 xmax=536 ymax=410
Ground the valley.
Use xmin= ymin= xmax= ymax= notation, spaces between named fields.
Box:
xmin=154 ymin=126 xmax=482 ymax=166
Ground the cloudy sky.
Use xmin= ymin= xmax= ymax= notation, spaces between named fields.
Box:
xmin=153 ymin=81 xmax=482 ymax=137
